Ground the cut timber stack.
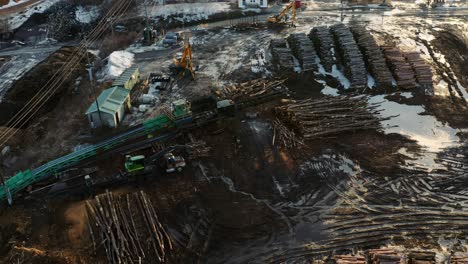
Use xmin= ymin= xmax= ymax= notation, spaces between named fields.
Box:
xmin=287 ymin=33 xmax=319 ymax=72
xmin=451 ymin=255 xmax=468 ymax=263
xmin=309 ymin=26 xmax=335 ymax=72
xmin=405 ymin=51 xmax=433 ymax=94
xmin=335 ymin=255 xmax=366 ymax=264
xmin=408 ymin=250 xmax=436 ymax=264
xmin=270 ymin=38 xmax=295 ymax=72
xmin=350 ymin=25 xmax=393 ymax=88
xmin=275 ymin=95 xmax=388 ymax=139
xmin=331 ymin=23 xmax=367 ymax=89
xmin=367 ymin=248 xmax=404 ymax=264
xmin=217 ymin=78 xmax=290 ymax=108
xmin=382 ymin=46 xmax=417 ymax=90
xmin=86 ymin=191 xmax=173 ymax=264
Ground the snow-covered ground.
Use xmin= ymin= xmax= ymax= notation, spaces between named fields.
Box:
xmin=6 ymin=0 xmax=62 ymax=30
xmin=75 ymin=5 xmax=100 ymax=24
xmin=145 ymin=2 xmax=231 ymax=22
xmin=0 ymin=0 xmax=28 ymax=10
xmin=101 ymin=51 xmax=135 ymax=79
xmin=0 ymin=56 xmax=43 ymax=102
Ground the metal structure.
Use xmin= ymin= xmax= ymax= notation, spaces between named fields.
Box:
xmin=0 ymin=100 xmax=194 ymax=202
xmin=267 ymin=0 xmax=300 ymax=26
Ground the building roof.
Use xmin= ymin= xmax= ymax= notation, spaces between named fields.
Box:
xmin=112 ymin=65 xmax=139 ymax=88
xmin=86 ymin=86 xmax=130 ymax=115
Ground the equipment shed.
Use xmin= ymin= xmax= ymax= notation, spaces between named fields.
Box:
xmin=86 ymin=86 xmax=131 ymax=128
xmin=112 ymin=65 xmax=140 ymax=90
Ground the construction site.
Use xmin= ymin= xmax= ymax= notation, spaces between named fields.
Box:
xmin=0 ymin=0 xmax=467 ymax=263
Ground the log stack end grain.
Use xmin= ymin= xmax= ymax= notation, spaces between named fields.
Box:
xmin=335 ymin=255 xmax=366 ymax=264
xmin=405 ymin=51 xmax=434 ymax=94
xmin=287 ymin=33 xmax=319 ymax=72
xmin=270 ymin=38 xmax=295 ymax=72
xmin=368 ymin=248 xmax=404 ymax=264
xmin=382 ymin=46 xmax=417 ymax=90
xmin=331 ymin=23 xmax=367 ymax=90
xmin=309 ymin=26 xmax=335 ymax=72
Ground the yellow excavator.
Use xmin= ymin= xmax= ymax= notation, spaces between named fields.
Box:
xmin=171 ymin=38 xmax=195 ymax=80
xmin=267 ymin=0 xmax=301 ymax=26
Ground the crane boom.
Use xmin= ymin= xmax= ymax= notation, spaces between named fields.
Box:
xmin=267 ymin=1 xmax=298 ymax=26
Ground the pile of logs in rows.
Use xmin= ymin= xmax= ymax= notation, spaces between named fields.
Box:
xmin=216 ymin=78 xmax=290 ymax=108
xmin=331 ymin=23 xmax=367 ymax=89
xmin=335 ymin=255 xmax=366 ymax=264
xmin=86 ymin=191 xmax=173 ymax=264
xmin=187 ymin=140 xmax=212 ymax=159
xmin=451 ymin=255 xmax=468 ymax=263
xmin=287 ymin=33 xmax=319 ymax=72
xmin=272 ymin=118 xmax=305 ymax=150
xmin=350 ymin=25 xmax=394 ymax=88
xmin=270 ymin=38 xmax=295 ymax=72
xmin=382 ymin=46 xmax=417 ymax=89
xmin=408 ymin=250 xmax=436 ymax=264
xmin=275 ymin=95 xmax=387 ymax=139
xmin=309 ymin=26 xmax=335 ymax=72
xmin=405 ymin=51 xmax=434 ymax=94
xmin=368 ymin=248 xmax=404 ymax=264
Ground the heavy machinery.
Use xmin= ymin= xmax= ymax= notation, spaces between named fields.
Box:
xmin=0 ymin=98 xmax=236 ymax=203
xmin=170 ymin=39 xmax=195 ymax=80
xmin=163 ymin=153 xmax=186 ymax=173
xmin=124 ymin=155 xmax=146 ymax=173
xmin=267 ymin=0 xmax=301 ymax=26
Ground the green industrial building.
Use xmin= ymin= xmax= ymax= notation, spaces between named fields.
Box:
xmin=86 ymin=86 xmax=131 ymax=128
xmin=112 ymin=65 xmax=140 ymax=90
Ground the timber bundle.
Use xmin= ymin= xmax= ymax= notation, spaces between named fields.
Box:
xmin=408 ymin=250 xmax=436 ymax=264
xmin=270 ymin=38 xmax=295 ymax=72
xmin=382 ymin=46 xmax=417 ymax=89
xmin=187 ymin=140 xmax=212 ymax=159
xmin=331 ymin=23 xmax=367 ymax=89
xmin=335 ymin=255 xmax=366 ymax=264
xmin=86 ymin=191 xmax=173 ymax=264
xmin=350 ymin=25 xmax=393 ymax=88
xmin=287 ymin=33 xmax=319 ymax=72
xmin=309 ymin=26 xmax=335 ymax=72
xmin=405 ymin=51 xmax=434 ymax=93
xmin=272 ymin=118 xmax=305 ymax=149
xmin=275 ymin=96 xmax=389 ymax=139
xmin=367 ymin=248 xmax=404 ymax=264
xmin=217 ymin=78 xmax=290 ymax=107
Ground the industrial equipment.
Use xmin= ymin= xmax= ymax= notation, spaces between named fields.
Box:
xmin=268 ymin=0 xmax=301 ymax=26
xmin=170 ymin=38 xmax=195 ymax=79
xmin=163 ymin=153 xmax=186 ymax=173
xmin=124 ymin=155 xmax=146 ymax=173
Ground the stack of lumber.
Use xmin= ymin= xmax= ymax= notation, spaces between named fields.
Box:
xmin=350 ymin=25 xmax=393 ymax=88
xmin=368 ymin=248 xmax=404 ymax=264
xmin=451 ymin=255 xmax=468 ymax=263
xmin=287 ymin=33 xmax=319 ymax=72
xmin=335 ymin=255 xmax=366 ymax=264
xmin=217 ymin=78 xmax=290 ymax=108
xmin=309 ymin=26 xmax=335 ymax=72
xmin=275 ymin=96 xmax=388 ymax=139
xmin=272 ymin=118 xmax=305 ymax=149
xmin=331 ymin=24 xmax=367 ymax=89
xmin=408 ymin=250 xmax=436 ymax=264
xmin=382 ymin=46 xmax=417 ymax=89
xmin=405 ymin=51 xmax=433 ymax=93
xmin=270 ymin=38 xmax=295 ymax=72
xmin=86 ymin=191 xmax=173 ymax=264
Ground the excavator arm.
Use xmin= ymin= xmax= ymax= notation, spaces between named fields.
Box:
xmin=172 ymin=41 xmax=196 ymax=80
xmin=268 ymin=1 xmax=297 ymax=26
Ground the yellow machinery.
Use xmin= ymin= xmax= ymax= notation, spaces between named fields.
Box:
xmin=267 ymin=0 xmax=300 ymax=26
xmin=171 ymin=37 xmax=195 ymax=80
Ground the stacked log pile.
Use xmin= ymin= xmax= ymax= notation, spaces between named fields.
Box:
xmin=287 ymin=33 xmax=319 ymax=72
xmin=275 ymin=96 xmax=388 ymax=139
xmin=451 ymin=255 xmax=468 ymax=263
xmin=86 ymin=191 xmax=173 ymax=264
xmin=405 ymin=51 xmax=434 ymax=93
xmin=309 ymin=26 xmax=335 ymax=72
xmin=335 ymin=255 xmax=366 ymax=264
xmin=368 ymin=248 xmax=404 ymax=264
xmin=350 ymin=25 xmax=393 ymax=88
xmin=382 ymin=46 xmax=417 ymax=89
xmin=216 ymin=79 xmax=290 ymax=108
xmin=187 ymin=140 xmax=211 ymax=159
xmin=270 ymin=38 xmax=295 ymax=72
xmin=331 ymin=24 xmax=367 ymax=89
xmin=408 ymin=250 xmax=436 ymax=264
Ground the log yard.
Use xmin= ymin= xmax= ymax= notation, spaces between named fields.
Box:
xmin=0 ymin=0 xmax=467 ymax=263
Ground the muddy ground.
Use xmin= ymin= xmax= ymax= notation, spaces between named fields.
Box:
xmin=0 ymin=4 xmax=467 ymax=264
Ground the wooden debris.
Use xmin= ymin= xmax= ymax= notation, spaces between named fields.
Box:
xmin=350 ymin=24 xmax=393 ymax=88
xmin=309 ymin=26 xmax=335 ymax=72
xmin=275 ymin=96 xmax=388 ymax=139
xmin=217 ymin=78 xmax=290 ymax=108
xmin=335 ymin=255 xmax=366 ymax=264
xmin=270 ymin=38 xmax=295 ymax=72
xmin=272 ymin=118 xmax=305 ymax=149
xmin=382 ymin=46 xmax=417 ymax=90
xmin=405 ymin=51 xmax=434 ymax=94
xmin=86 ymin=191 xmax=173 ymax=264
xmin=408 ymin=250 xmax=436 ymax=264
xmin=331 ymin=23 xmax=367 ymax=89
xmin=368 ymin=248 xmax=404 ymax=264
xmin=287 ymin=33 xmax=319 ymax=72
xmin=187 ymin=140 xmax=212 ymax=159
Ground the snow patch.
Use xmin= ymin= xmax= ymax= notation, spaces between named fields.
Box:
xmin=104 ymin=51 xmax=135 ymax=79
xmin=0 ymin=0 xmax=28 ymax=9
xmin=75 ymin=6 xmax=100 ymax=24
xmin=6 ymin=0 xmax=62 ymax=30
xmin=147 ymin=3 xmax=230 ymax=22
